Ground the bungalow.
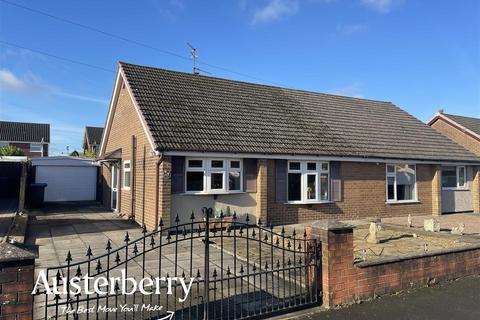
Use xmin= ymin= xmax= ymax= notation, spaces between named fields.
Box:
xmin=99 ymin=62 xmax=480 ymax=230
xmin=0 ymin=121 xmax=49 ymax=157
xmin=428 ymin=112 xmax=480 ymax=213
xmin=83 ymin=126 xmax=104 ymax=155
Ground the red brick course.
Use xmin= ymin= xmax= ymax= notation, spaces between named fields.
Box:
xmin=0 ymin=261 xmax=35 ymax=320
xmin=101 ymin=77 xmax=168 ymax=230
xmin=430 ymin=117 xmax=480 ymax=156
xmin=8 ymin=142 xmax=48 ymax=158
xmin=309 ymin=224 xmax=480 ymax=308
xmin=268 ymin=161 xmax=440 ymax=225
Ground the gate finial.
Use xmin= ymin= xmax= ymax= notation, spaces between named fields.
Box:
xmin=75 ymin=266 xmax=82 ymax=277
xmin=150 ymin=235 xmax=156 ymax=247
xmin=65 ymin=250 xmax=72 ymax=262
xmin=115 ymin=252 xmax=121 ymax=264
xmin=86 ymin=245 xmax=93 ymax=258
xmin=106 ymin=239 xmax=112 ymax=251
xmin=96 ymin=260 xmax=102 ymax=273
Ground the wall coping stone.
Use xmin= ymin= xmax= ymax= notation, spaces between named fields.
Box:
xmin=0 ymin=242 xmax=36 ymax=263
xmin=311 ymin=220 xmax=355 ymax=231
xmin=355 ymin=243 xmax=480 ymax=268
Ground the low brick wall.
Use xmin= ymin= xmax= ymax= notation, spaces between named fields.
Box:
xmin=309 ymin=221 xmax=480 ymax=308
xmin=0 ymin=243 xmax=35 ymax=320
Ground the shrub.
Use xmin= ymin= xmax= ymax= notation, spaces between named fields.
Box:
xmin=0 ymin=145 xmax=25 ymax=156
xmin=83 ymin=150 xmax=97 ymax=159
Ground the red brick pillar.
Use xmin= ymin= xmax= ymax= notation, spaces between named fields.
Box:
xmin=158 ymin=156 xmax=172 ymax=229
xmin=0 ymin=243 xmax=36 ymax=320
xmin=432 ymin=165 xmax=443 ymax=216
xmin=473 ymin=166 xmax=480 ymax=214
xmin=309 ymin=221 xmax=356 ymax=308
xmin=255 ymin=159 xmax=268 ymax=223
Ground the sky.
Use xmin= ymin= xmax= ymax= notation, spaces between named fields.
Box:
xmin=0 ymin=0 xmax=479 ymax=155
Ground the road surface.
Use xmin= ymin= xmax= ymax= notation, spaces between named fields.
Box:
xmin=273 ymin=276 xmax=480 ymax=320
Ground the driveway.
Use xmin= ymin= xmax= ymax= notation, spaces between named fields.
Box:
xmin=27 ymin=203 xmax=297 ymax=319
xmin=26 ymin=202 xmax=145 ymax=271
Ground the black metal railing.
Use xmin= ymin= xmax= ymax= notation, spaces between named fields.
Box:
xmin=35 ymin=208 xmax=321 ymax=319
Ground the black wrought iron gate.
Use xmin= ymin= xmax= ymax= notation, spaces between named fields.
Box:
xmin=36 ymin=209 xmax=321 ymax=319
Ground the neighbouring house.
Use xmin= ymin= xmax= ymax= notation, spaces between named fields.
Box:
xmin=427 ymin=112 xmax=480 ymax=213
xmin=99 ymin=62 xmax=480 ymax=230
xmin=0 ymin=121 xmax=49 ymax=158
xmin=83 ymin=126 xmax=104 ymax=155
xmin=428 ymin=111 xmax=480 ymax=156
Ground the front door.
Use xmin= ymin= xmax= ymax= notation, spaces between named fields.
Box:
xmin=111 ymin=163 xmax=119 ymax=211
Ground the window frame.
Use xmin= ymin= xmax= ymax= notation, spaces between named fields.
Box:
xmin=30 ymin=143 xmax=42 ymax=152
xmin=442 ymin=166 xmax=467 ymax=190
xmin=122 ymin=160 xmax=131 ymax=190
xmin=184 ymin=158 xmax=243 ymax=194
xmin=385 ymin=164 xmax=417 ymax=203
xmin=287 ymin=160 xmax=330 ymax=204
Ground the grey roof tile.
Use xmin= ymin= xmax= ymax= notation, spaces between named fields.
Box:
xmin=0 ymin=121 xmax=50 ymax=143
xmin=120 ymin=62 xmax=480 ymax=162
xmin=85 ymin=126 xmax=104 ymax=145
xmin=443 ymin=113 xmax=480 ymax=136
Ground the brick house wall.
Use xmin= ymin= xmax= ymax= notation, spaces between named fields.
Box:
xmin=267 ymin=161 xmax=438 ymax=225
xmin=101 ymin=79 xmax=478 ymax=230
xmin=430 ymin=118 xmax=480 ymax=156
xmin=102 ymin=79 xmax=165 ymax=230
xmin=8 ymin=142 xmax=48 ymax=158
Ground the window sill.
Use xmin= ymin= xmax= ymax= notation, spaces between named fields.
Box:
xmin=122 ymin=187 xmax=131 ymax=191
xmin=386 ymin=200 xmax=420 ymax=205
xmin=442 ymin=187 xmax=469 ymax=191
xmin=285 ymin=201 xmax=333 ymax=205
xmin=182 ymin=191 xmax=245 ymax=196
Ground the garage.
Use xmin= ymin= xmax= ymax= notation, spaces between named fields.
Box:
xmin=31 ymin=157 xmax=99 ymax=202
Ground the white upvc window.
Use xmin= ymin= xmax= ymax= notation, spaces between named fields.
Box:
xmin=30 ymin=143 xmax=42 ymax=152
xmin=123 ymin=160 xmax=131 ymax=189
xmin=287 ymin=161 xmax=329 ymax=203
xmin=185 ymin=158 xmax=243 ymax=194
xmin=386 ymin=164 xmax=417 ymax=203
xmin=442 ymin=166 xmax=467 ymax=189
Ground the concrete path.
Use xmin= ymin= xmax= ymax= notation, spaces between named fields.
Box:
xmin=271 ymin=275 xmax=480 ymax=320
xmin=27 ymin=203 xmax=303 ymax=319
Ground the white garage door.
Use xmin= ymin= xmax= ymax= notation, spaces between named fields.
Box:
xmin=36 ymin=166 xmax=97 ymax=202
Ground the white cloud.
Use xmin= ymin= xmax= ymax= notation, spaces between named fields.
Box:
xmin=0 ymin=69 xmax=31 ymax=92
xmin=150 ymin=0 xmax=185 ymax=21
xmin=329 ymin=83 xmax=364 ymax=98
xmin=339 ymin=23 xmax=368 ymax=35
xmin=252 ymin=0 xmax=299 ymax=25
xmin=361 ymin=0 xmax=402 ymax=13
xmin=0 ymin=68 xmax=107 ymax=104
